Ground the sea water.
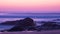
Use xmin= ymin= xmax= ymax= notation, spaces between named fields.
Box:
xmin=0 ymin=13 xmax=60 ymax=30
xmin=0 ymin=25 xmax=14 ymax=31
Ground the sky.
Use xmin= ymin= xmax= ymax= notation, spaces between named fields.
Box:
xmin=0 ymin=0 xmax=60 ymax=13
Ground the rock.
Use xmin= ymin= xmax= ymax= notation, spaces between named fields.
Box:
xmin=8 ymin=17 xmax=36 ymax=31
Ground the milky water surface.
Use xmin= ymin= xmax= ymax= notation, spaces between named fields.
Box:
xmin=0 ymin=13 xmax=60 ymax=30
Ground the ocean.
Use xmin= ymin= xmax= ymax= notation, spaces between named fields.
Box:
xmin=0 ymin=25 xmax=14 ymax=31
xmin=0 ymin=13 xmax=60 ymax=30
xmin=0 ymin=13 xmax=60 ymax=22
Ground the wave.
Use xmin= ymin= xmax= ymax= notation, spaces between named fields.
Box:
xmin=0 ymin=16 xmax=60 ymax=18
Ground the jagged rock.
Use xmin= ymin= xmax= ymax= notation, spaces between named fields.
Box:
xmin=8 ymin=17 xmax=36 ymax=31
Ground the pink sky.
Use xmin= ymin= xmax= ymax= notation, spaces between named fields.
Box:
xmin=0 ymin=0 xmax=60 ymax=13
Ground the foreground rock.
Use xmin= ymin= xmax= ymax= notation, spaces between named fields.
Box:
xmin=8 ymin=17 xmax=36 ymax=31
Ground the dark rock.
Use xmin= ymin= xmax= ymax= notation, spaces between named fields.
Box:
xmin=41 ymin=21 xmax=60 ymax=30
xmin=0 ymin=21 xmax=16 ymax=25
xmin=8 ymin=17 xmax=36 ymax=31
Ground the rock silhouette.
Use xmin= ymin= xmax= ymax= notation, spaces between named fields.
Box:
xmin=0 ymin=21 xmax=17 ymax=25
xmin=8 ymin=17 xmax=36 ymax=31
xmin=41 ymin=21 xmax=60 ymax=30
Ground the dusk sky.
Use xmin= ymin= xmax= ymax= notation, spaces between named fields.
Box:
xmin=0 ymin=0 xmax=60 ymax=13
